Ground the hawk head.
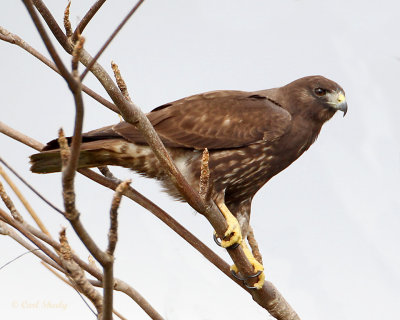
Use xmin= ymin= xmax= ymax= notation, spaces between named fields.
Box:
xmin=282 ymin=75 xmax=348 ymax=122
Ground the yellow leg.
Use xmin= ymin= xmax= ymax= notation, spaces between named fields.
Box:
xmin=216 ymin=202 xmax=242 ymax=248
xmin=230 ymin=242 xmax=265 ymax=289
xmin=215 ymin=201 xmax=265 ymax=289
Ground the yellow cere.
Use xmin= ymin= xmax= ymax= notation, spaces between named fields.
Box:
xmin=337 ymin=93 xmax=346 ymax=103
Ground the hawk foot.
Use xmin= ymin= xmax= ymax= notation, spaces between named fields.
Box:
xmin=230 ymin=242 xmax=265 ymax=289
xmin=213 ymin=232 xmax=240 ymax=249
xmin=215 ymin=202 xmax=242 ymax=248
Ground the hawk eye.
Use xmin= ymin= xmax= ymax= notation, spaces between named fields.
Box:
xmin=314 ymin=88 xmax=327 ymax=96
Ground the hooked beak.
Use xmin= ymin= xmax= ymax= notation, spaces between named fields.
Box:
xmin=328 ymin=91 xmax=348 ymax=117
xmin=336 ymin=92 xmax=348 ymax=117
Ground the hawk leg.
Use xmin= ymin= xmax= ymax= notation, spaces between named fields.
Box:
xmin=215 ymin=201 xmax=265 ymax=289
xmin=231 ymin=241 xmax=265 ymax=289
xmin=215 ymin=202 xmax=242 ymax=248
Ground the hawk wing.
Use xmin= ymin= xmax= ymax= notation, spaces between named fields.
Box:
xmin=98 ymin=90 xmax=292 ymax=150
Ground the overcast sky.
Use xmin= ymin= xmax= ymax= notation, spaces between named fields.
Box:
xmin=1 ymin=1 xmax=399 ymax=319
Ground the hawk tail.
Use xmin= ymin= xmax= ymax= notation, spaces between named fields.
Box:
xmin=30 ymin=148 xmax=119 ymax=173
xmin=30 ymin=139 xmax=161 ymax=177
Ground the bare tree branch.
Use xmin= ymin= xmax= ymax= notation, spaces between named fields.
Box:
xmin=0 ymin=26 xmax=119 ymax=113
xmin=0 ymin=164 xmax=50 ymax=235
xmin=32 ymin=0 xmax=72 ymax=53
xmin=0 ymin=178 xmax=24 ymax=223
xmin=0 ymin=219 xmax=63 ymax=273
xmin=111 ymin=61 xmax=132 ymax=102
xmin=72 ymin=35 xmax=85 ymax=71
xmin=0 ymin=120 xmax=43 ymax=151
xmin=0 ymin=208 xmax=62 ymax=268
xmin=72 ymin=0 xmax=107 ymax=43
xmin=199 ymin=148 xmax=212 ymax=202
xmin=63 ymin=1 xmax=73 ymax=38
xmin=0 ymin=121 xmax=243 ymax=288
xmin=2 ymin=2 xmax=302 ymax=317
xmin=58 ymin=228 xmax=103 ymax=317
xmin=248 ymin=225 xmax=263 ymax=265
xmin=80 ymin=0 xmax=145 ymax=80
xmin=1 ymin=204 xmax=162 ymax=320
xmin=22 ymin=0 xmax=75 ymax=88
xmin=0 ymin=157 xmax=64 ymax=215
xmin=107 ymin=180 xmax=129 ymax=255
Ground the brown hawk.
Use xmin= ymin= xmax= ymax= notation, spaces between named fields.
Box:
xmin=30 ymin=75 xmax=347 ymax=288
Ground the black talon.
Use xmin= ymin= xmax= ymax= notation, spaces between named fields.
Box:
xmin=227 ymin=242 xmax=240 ymax=249
xmin=231 ymin=269 xmax=246 ymax=281
xmin=231 ymin=269 xmax=263 ymax=289
xmin=243 ymin=282 xmax=259 ymax=290
xmin=213 ymin=233 xmax=222 ymax=247
xmin=246 ymin=269 xmax=263 ymax=278
xmin=213 ymin=233 xmax=240 ymax=249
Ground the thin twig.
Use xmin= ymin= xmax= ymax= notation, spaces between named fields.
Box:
xmin=1 ymin=206 xmax=161 ymax=319
xmin=61 ymin=74 xmax=84 ymax=198
xmin=32 ymin=0 xmax=72 ymax=53
xmin=0 ymin=208 xmax=62 ymax=267
xmin=22 ymin=0 xmax=76 ymax=89
xmin=247 ymin=225 xmax=263 ymax=265
xmin=98 ymin=166 xmax=120 ymax=184
xmin=0 ymin=179 xmax=24 ymax=223
xmin=0 ymin=157 xmax=64 ymax=215
xmin=0 ymin=219 xmax=64 ymax=273
xmin=0 ymin=27 xmax=119 ymax=113
xmin=58 ymin=129 xmax=110 ymax=266
xmin=58 ymin=228 xmax=102 ymax=317
xmin=103 ymin=179 xmax=130 ymax=320
xmin=63 ymin=1 xmax=72 ymax=38
xmin=0 ymin=164 xmax=50 ymax=235
xmin=108 ymin=180 xmax=130 ymax=255
xmin=199 ymin=148 xmax=212 ymax=202
xmin=0 ymin=248 xmax=40 ymax=271
xmin=0 ymin=120 xmax=43 ymax=150
xmin=40 ymin=261 xmax=99 ymax=318
xmin=0 ymin=217 xmax=97 ymax=317
xmin=111 ymin=61 xmax=132 ymax=102
xmin=80 ymin=0 xmax=146 ymax=80
xmin=41 ymin=260 xmax=76 ymax=286
xmin=72 ymin=35 xmax=85 ymax=71
xmin=72 ymin=0 xmax=107 ymax=43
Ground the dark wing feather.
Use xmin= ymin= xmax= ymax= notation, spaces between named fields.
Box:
xmin=112 ymin=90 xmax=291 ymax=149
xmin=81 ymin=90 xmax=291 ymax=150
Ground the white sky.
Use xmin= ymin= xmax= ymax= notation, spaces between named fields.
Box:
xmin=1 ymin=1 xmax=399 ymax=319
